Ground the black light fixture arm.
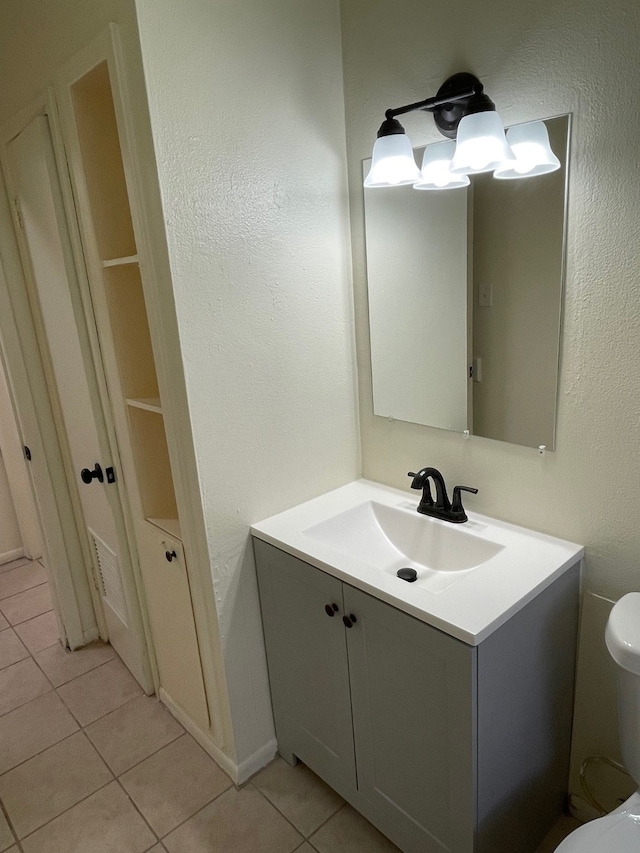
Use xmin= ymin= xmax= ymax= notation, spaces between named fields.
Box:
xmin=377 ymin=73 xmax=495 ymax=140
xmin=384 ymin=82 xmax=478 ymax=122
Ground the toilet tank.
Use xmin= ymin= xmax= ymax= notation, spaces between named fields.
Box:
xmin=605 ymin=592 xmax=640 ymax=784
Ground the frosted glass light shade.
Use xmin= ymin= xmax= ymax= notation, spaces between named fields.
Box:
xmin=414 ymin=140 xmax=470 ymax=190
xmin=364 ymin=134 xmax=421 ymax=187
xmin=493 ymin=121 xmax=561 ymax=179
xmin=449 ymin=111 xmax=515 ymax=175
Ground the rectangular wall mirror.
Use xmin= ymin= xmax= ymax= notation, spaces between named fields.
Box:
xmin=363 ymin=114 xmax=570 ymax=450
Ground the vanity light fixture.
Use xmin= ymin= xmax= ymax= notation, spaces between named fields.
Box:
xmin=364 ymin=72 xmax=518 ymax=187
xmin=364 ymin=73 xmax=477 ymax=187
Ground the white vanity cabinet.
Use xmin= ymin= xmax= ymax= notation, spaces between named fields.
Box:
xmin=254 ymin=538 xmax=580 ymax=853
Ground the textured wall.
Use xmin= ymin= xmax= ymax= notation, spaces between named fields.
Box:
xmin=0 ymin=0 xmax=139 ymax=125
xmin=135 ymin=0 xmax=359 ymax=768
xmin=341 ymin=0 xmax=640 ymax=801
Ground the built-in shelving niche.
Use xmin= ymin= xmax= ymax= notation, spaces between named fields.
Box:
xmin=71 ymin=60 xmax=179 ymax=537
xmin=68 ymin=46 xmax=208 ymax=731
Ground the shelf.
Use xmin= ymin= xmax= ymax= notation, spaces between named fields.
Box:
xmin=146 ymin=517 xmax=181 ymax=540
xmin=127 ymin=397 xmax=162 ymax=414
xmin=102 ymin=255 xmax=139 ymax=268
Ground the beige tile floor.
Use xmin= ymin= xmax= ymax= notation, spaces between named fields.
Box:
xmin=0 ymin=556 xmax=582 ymax=852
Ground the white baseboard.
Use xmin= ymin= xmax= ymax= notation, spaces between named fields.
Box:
xmin=158 ymin=687 xmax=277 ymax=785
xmin=81 ymin=627 xmax=100 ymax=645
xmin=235 ymin=738 xmax=278 ymax=784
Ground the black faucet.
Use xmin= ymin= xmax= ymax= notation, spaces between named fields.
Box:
xmin=407 ymin=467 xmax=478 ymax=523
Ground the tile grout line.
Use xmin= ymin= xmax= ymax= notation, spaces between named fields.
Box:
xmin=0 ymin=793 xmax=22 ymax=852
xmin=0 ymin=627 xmax=30 ymax=672
xmin=0 ymin=571 xmax=160 ymax=850
xmin=1 ymin=573 xmax=278 ymax=853
xmin=1 ymin=625 xmax=161 ymax=849
xmin=253 ymin=778 xmax=348 ymax=842
xmin=0 ymin=566 xmax=48 ymax=599
xmin=0 ymin=609 xmax=54 ymax=631
xmin=0 ymin=727 xmax=80 ymax=779
xmin=0 ymin=672 xmax=55 ymax=721
xmin=88 ymin=715 xmax=184 ymax=777
xmin=305 ymin=801 xmax=349 ymax=843
xmin=152 ymin=769 xmax=241 ymax=844
xmin=9 ymin=636 xmax=59 ymax=658
xmin=0 ymin=603 xmax=55 ymax=632
xmin=245 ymin=782 xmax=308 ymax=844
xmin=3 ymin=623 xmax=183 ymax=795
xmin=32 ymin=645 xmax=117 ymax=690
xmin=17 ymin=775 xmax=116 ymax=846
xmin=0 ymin=579 xmax=50 ymax=606
xmin=112 ymin=776 xmax=161 ymax=846
xmin=148 ymin=759 xmax=348 ymax=848
xmin=52 ymin=656 xmax=133 ymax=725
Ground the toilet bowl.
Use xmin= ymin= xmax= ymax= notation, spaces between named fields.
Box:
xmin=556 ymin=593 xmax=640 ymax=852
xmin=555 ymin=791 xmax=640 ymax=851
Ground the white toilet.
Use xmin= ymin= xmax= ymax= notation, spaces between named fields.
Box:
xmin=556 ymin=592 xmax=640 ymax=852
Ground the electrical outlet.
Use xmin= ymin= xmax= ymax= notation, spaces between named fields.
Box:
xmin=478 ymin=281 xmax=492 ymax=307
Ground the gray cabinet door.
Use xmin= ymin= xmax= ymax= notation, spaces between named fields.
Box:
xmin=254 ymin=541 xmax=357 ymax=798
xmin=344 ymin=585 xmax=476 ymax=853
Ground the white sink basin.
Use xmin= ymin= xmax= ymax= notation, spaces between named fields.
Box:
xmin=251 ymin=479 xmax=583 ymax=644
xmin=303 ymin=500 xmax=504 ymax=593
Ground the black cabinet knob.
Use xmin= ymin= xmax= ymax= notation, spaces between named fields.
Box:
xmin=324 ymin=603 xmax=339 ymax=617
xmin=342 ymin=614 xmax=357 ymax=628
xmin=165 ymin=550 xmax=177 ymax=562
xmin=80 ymin=463 xmax=104 ymax=484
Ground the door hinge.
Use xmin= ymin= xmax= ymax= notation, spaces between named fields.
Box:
xmin=13 ymin=198 xmax=23 ymax=230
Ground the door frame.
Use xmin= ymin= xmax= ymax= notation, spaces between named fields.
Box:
xmin=3 ymin=106 xmax=155 ymax=691
xmin=0 ymin=106 xmax=90 ymax=650
xmin=0 ymin=349 xmax=43 ymax=561
xmin=0 ymin=91 xmax=154 ymax=692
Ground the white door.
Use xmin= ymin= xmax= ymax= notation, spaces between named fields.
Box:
xmin=5 ymin=114 xmax=152 ymax=690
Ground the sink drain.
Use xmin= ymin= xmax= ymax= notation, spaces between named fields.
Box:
xmin=397 ymin=568 xmax=418 ymax=583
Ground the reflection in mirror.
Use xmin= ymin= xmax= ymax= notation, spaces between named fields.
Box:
xmin=363 ymin=115 xmax=570 ymax=449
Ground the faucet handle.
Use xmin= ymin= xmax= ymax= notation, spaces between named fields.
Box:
xmin=408 ymin=470 xmax=434 ymax=507
xmin=451 ymin=485 xmax=478 ymax=520
xmin=408 ymin=470 xmax=422 ymax=488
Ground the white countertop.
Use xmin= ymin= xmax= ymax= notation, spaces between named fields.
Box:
xmin=251 ymin=479 xmax=583 ymax=645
